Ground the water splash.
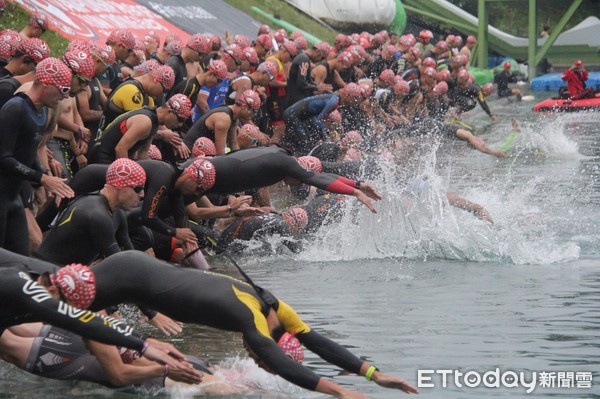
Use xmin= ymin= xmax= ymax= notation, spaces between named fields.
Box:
xmin=297 ymin=137 xmax=584 ymax=265
xmin=166 ymin=357 xmax=306 ymax=399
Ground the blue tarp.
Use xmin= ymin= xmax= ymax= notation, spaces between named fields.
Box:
xmin=530 ymin=72 xmax=600 ymax=92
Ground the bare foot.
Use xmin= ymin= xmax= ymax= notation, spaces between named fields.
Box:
xmin=511 ymin=117 xmax=521 ymax=133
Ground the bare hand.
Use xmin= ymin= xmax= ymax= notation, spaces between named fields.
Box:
xmin=79 ymin=126 xmax=91 ymax=141
xmin=142 ymin=339 xmax=202 ymax=382
xmin=78 ymin=140 xmax=88 ymax=155
xmin=354 ymin=190 xmax=377 ymax=213
xmin=229 ymin=195 xmax=253 ymax=210
xmin=175 ymin=228 xmax=197 ymax=244
xmin=474 ymin=206 xmax=494 ymax=224
xmin=148 ymin=312 xmax=184 ymax=336
xmin=76 ymin=154 xmax=88 ymax=169
xmin=49 ymin=159 xmax=63 ymax=177
xmin=145 ymin=338 xmax=187 ymax=362
xmin=167 ymin=364 xmax=203 ymax=384
xmin=160 ymin=129 xmax=183 ymax=147
xmin=359 ymin=183 xmax=382 ymax=201
xmin=175 ymin=143 xmax=190 ymax=159
xmin=490 ymin=114 xmax=499 ymax=123
xmin=235 ymin=206 xmax=267 ymax=216
xmin=373 ymin=372 xmax=419 ymax=394
xmin=40 ymin=174 xmax=75 ymax=199
xmin=257 ymin=132 xmax=270 ymax=145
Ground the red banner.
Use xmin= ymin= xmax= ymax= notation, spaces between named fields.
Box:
xmin=10 ymin=0 xmax=191 ymax=44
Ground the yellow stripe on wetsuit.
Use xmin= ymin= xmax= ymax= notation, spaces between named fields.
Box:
xmin=232 ymin=286 xmax=311 ymax=338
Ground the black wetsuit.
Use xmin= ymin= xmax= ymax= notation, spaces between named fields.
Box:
xmin=286 ymin=52 xmax=319 ymax=107
xmin=225 ymin=74 xmax=255 ymax=106
xmin=39 ymin=160 xmax=188 ymax=239
xmin=449 ymin=83 xmax=492 ymax=117
xmin=0 ymin=76 xmax=21 ymax=109
xmin=89 ymin=106 xmax=159 ymax=164
xmin=216 ymin=213 xmax=298 ymax=254
xmin=98 ymin=78 xmax=153 ymax=133
xmin=204 ymin=146 xmax=359 ymax=197
xmin=281 ymin=94 xmax=339 ymax=156
xmin=183 ymin=106 xmax=234 ymax=151
xmin=0 ymin=93 xmax=47 ymax=255
xmin=0 ymin=249 xmax=146 ymax=351
xmin=89 ymin=250 xmax=365 ymax=391
xmin=301 ymin=194 xmax=345 ymax=234
xmin=25 ymin=324 xmax=211 ymax=388
xmin=166 ymin=54 xmax=187 ymax=97
xmin=366 ymin=55 xmax=393 ymax=81
xmin=309 ymin=141 xmax=341 ymax=162
xmin=107 ymin=61 xmax=124 ymax=90
xmin=315 ymin=61 xmax=338 ymax=89
xmin=79 ymin=77 xmax=103 ymax=146
xmin=34 ymin=193 xmax=133 ymax=265
xmin=494 ymin=70 xmax=517 ymax=98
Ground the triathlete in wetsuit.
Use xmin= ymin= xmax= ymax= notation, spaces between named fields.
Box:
xmin=301 ymin=194 xmax=346 ymax=234
xmin=34 ymin=193 xmax=133 ymax=264
xmin=90 ymin=107 xmax=159 ymax=164
xmin=0 ymin=248 xmax=199 ymax=374
xmin=448 ymin=71 xmax=496 ymax=121
xmin=34 ymin=158 xmax=144 ymax=264
xmin=0 ymin=58 xmax=75 ymax=255
xmin=281 ymin=93 xmax=339 ymax=156
xmin=216 ymin=209 xmax=306 ymax=254
xmin=196 ymin=146 xmax=380 ymax=213
xmin=38 ymin=159 xmax=195 ymax=245
xmin=89 ymin=94 xmax=192 ymax=164
xmin=183 ymin=90 xmax=261 ymax=155
xmin=86 ymin=250 xmax=418 ymax=397
xmin=17 ymin=325 xmax=211 ymax=388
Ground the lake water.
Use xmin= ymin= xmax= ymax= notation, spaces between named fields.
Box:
xmin=1 ymin=93 xmax=599 ymax=398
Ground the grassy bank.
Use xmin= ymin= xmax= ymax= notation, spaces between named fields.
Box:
xmin=223 ymin=0 xmax=338 ymax=43
xmin=2 ymin=2 xmax=70 ymax=56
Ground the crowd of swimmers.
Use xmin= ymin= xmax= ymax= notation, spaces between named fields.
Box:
xmin=0 ymin=5 xmax=546 ymax=397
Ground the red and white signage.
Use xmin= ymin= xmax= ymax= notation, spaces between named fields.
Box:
xmin=10 ymin=0 xmax=191 ymax=43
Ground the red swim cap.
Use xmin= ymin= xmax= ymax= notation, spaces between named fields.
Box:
xmin=184 ymin=158 xmax=216 ymax=190
xmin=105 ymin=158 xmax=146 ymax=188
xmin=22 ymin=38 xmax=50 ymax=64
xmin=164 ymin=40 xmax=182 ymax=56
xmin=147 ymin=144 xmax=162 ymax=160
xmin=233 ymin=34 xmax=250 ymax=49
xmin=237 ymin=89 xmax=261 ymax=109
xmin=36 ymin=57 xmax=72 ymax=89
xmin=294 ymin=36 xmax=308 ymax=51
xmin=482 ymin=82 xmax=495 ymax=96
xmin=51 ymin=264 xmax=96 ymax=309
xmin=63 ymin=50 xmax=95 ymax=80
xmin=277 ymin=332 xmax=304 ymax=362
xmin=422 ymin=57 xmax=437 ymax=68
xmin=242 ymin=47 xmax=259 ymax=65
xmin=379 ymin=69 xmax=396 ymax=86
xmin=187 ymin=34 xmax=212 ymax=54
xmin=89 ymin=42 xmax=116 ymax=65
xmin=166 ymin=93 xmax=193 ymax=120
xmin=282 ymin=208 xmax=308 ymax=231
xmin=297 ymin=155 xmax=322 ymax=173
xmin=151 ymin=64 xmax=175 ymax=90
xmin=207 ymin=59 xmax=228 ymax=80
xmin=192 ymin=137 xmax=217 ymax=158
xmin=255 ymin=34 xmax=273 ymax=51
